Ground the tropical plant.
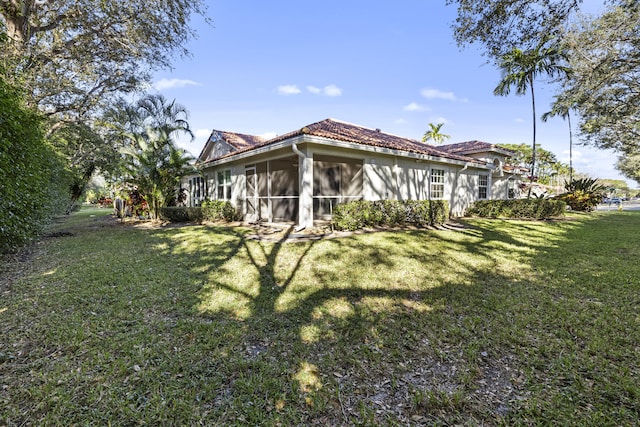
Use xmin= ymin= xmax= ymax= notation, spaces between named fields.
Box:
xmin=135 ymin=94 xmax=194 ymax=140
xmin=421 ymin=123 xmax=450 ymax=144
xmin=556 ymin=177 xmax=605 ymax=211
xmin=494 ymin=39 xmax=571 ymax=198
xmin=120 ymin=128 xmax=196 ymax=219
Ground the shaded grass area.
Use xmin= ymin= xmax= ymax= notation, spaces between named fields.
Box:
xmin=1 ymin=208 xmax=638 ymax=425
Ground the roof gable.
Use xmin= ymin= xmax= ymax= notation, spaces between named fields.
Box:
xmin=197 ymin=130 xmax=267 ymax=162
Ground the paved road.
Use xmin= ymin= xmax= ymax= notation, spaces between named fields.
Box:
xmin=596 ymin=201 xmax=640 ymax=211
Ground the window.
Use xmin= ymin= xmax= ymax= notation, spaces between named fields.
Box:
xmin=217 ymin=169 xmax=231 ymax=200
xmin=507 ymin=177 xmax=516 ymax=199
xmin=190 ymin=176 xmax=207 ymax=206
xmin=430 ymin=169 xmax=445 ymax=199
xmin=478 ymin=174 xmax=488 ymax=199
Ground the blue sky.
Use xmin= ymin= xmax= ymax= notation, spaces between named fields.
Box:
xmin=151 ymin=0 xmax=633 ymax=187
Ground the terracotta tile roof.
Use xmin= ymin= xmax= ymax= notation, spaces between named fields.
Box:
xmin=438 ymin=140 xmax=515 ymax=157
xmin=218 ymin=131 xmax=268 ymax=150
xmin=203 ymin=118 xmax=483 ymax=164
xmin=197 ymin=130 xmax=267 ymax=161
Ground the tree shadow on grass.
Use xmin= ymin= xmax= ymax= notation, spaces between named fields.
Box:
xmin=11 ymin=212 xmax=622 ymax=426
xmin=168 ymin=216 xmax=594 ymax=425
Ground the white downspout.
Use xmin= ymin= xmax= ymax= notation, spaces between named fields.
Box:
xmin=292 ymin=142 xmax=304 ymax=159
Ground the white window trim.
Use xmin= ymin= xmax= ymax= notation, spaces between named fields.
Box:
xmin=478 ymin=174 xmax=489 ymax=200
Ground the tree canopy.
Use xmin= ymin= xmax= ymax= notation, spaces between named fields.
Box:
xmin=0 ymin=0 xmax=208 ymax=123
xmin=498 ymin=143 xmax=568 ymax=185
xmin=446 ymin=0 xmax=581 ymax=60
xmin=449 ymin=0 xmax=640 ymax=181
xmin=561 ymin=1 xmax=640 ymax=157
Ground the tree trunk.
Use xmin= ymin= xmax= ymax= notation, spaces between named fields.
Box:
xmin=568 ymin=112 xmax=573 ymax=183
xmin=65 ymin=164 xmax=96 ymax=214
xmin=1 ymin=0 xmax=32 ymax=50
xmin=528 ymin=77 xmax=536 ymax=199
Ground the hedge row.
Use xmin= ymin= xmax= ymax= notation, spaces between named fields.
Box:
xmin=159 ymin=200 xmax=240 ymax=223
xmin=466 ymin=199 xmax=566 ymax=219
xmin=1 ymin=72 xmax=73 ymax=253
xmin=158 ymin=207 xmax=204 ymax=222
xmin=332 ymin=200 xmax=449 ymax=231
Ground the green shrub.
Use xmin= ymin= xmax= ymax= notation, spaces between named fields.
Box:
xmin=0 ymin=71 xmax=73 ymax=253
xmin=158 ymin=207 xmax=204 ymax=222
xmin=158 ymin=201 xmax=240 ymax=223
xmin=201 ymin=200 xmax=240 ymax=222
xmin=556 ymin=178 xmax=605 ymax=212
xmin=332 ymin=200 xmax=449 ymax=231
xmin=466 ymin=199 xmax=566 ymax=219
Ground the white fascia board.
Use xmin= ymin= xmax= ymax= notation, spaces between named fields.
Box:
xmin=198 ymin=136 xmax=306 ymax=168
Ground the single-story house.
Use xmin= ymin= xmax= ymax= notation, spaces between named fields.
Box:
xmin=183 ymin=118 xmax=523 ymax=228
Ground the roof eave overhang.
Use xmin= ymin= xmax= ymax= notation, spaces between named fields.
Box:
xmin=198 ymin=135 xmax=491 ymax=170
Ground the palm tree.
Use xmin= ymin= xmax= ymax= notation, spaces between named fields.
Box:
xmin=494 ymin=40 xmax=570 ymax=198
xmin=120 ymin=128 xmax=196 ymax=218
xmin=136 ymin=94 xmax=195 ymax=141
xmin=114 ymin=94 xmax=197 ymax=218
xmin=422 ymin=123 xmax=450 ymax=144
xmin=542 ymin=97 xmax=574 ymax=183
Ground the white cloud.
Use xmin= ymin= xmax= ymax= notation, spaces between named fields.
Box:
xmin=403 ymin=102 xmax=429 ymax=112
xmin=306 ymin=84 xmax=343 ymax=96
xmin=277 ymin=85 xmax=302 ymax=95
xmin=394 ymin=118 xmax=408 ymax=124
xmin=323 ymin=84 xmax=342 ymax=97
xmin=420 ymin=88 xmax=467 ymax=102
xmin=154 ymin=78 xmax=201 ymax=91
xmin=514 ymin=118 xmax=526 ymax=123
xmin=194 ymin=128 xmax=211 ymax=139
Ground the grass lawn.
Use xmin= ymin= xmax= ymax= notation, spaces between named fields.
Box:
xmin=1 ymin=207 xmax=638 ymax=426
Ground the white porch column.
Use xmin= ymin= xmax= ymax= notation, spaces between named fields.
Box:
xmin=293 ymin=144 xmax=313 ymax=229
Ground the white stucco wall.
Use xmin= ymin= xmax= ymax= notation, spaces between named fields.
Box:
xmin=363 ymin=157 xmax=395 ymax=201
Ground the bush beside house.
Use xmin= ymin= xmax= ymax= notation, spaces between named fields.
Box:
xmin=466 ymin=199 xmax=566 ymax=219
xmin=332 ymin=200 xmax=449 ymax=231
xmin=159 ymin=200 xmax=239 ymax=223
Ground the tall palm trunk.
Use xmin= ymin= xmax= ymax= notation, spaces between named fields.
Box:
xmin=529 ymin=75 xmax=536 ymax=199
xmin=568 ymin=113 xmax=573 ymax=183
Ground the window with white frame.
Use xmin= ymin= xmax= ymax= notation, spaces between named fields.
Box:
xmin=430 ymin=168 xmax=445 ymax=199
xmin=478 ymin=174 xmax=488 ymax=199
xmin=190 ymin=176 xmax=207 ymax=206
xmin=217 ymin=169 xmax=231 ymax=200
